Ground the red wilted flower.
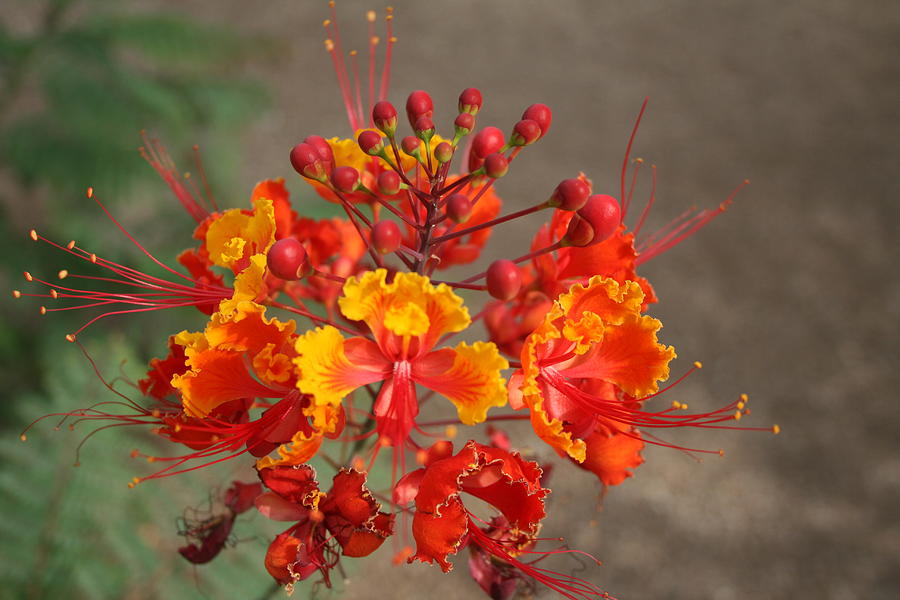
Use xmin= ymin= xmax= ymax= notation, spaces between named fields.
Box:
xmin=178 ymin=480 xmax=262 ymax=564
xmin=256 ymin=465 xmax=393 ymax=588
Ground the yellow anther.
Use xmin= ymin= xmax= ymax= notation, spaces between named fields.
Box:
xmin=130 ymin=449 xmax=140 ymax=458
xmin=147 ymin=456 xmax=156 ymax=463
xmin=19 ymin=434 xmax=26 ymax=442
xmin=772 ymin=424 xmax=781 ymax=435
xmin=174 ymin=423 xmax=182 ymax=432
xmin=323 ymin=19 xmax=331 ymax=27
xmin=386 ymin=6 xmax=393 ymax=13
xmin=693 ymin=361 xmax=703 ymax=369
xmin=743 ymin=178 xmax=750 ymax=185
xmin=127 ymin=482 xmax=136 ymax=489
xmin=90 ymin=253 xmax=97 ymax=263
xmin=379 ymin=436 xmax=392 ymax=447
xmin=737 ymin=401 xmax=745 ymax=410
xmin=386 ymin=14 xmax=394 ymax=21
xmin=349 ymin=49 xmax=358 ymax=56
xmin=718 ymin=449 xmax=725 ymax=457
xmin=445 ymin=425 xmax=458 ymax=439
xmin=389 ymin=36 xmax=397 ymax=43
xmin=58 ymin=269 xmax=68 ymax=279
xmin=739 ymin=393 xmax=748 ymax=402
xmin=351 ymin=457 xmax=366 ymax=472
xmin=132 ymin=477 xmax=141 ymax=484
xmin=50 ymin=289 xmax=58 ymax=299
xmin=325 ymin=39 xmax=335 ymax=51
xmin=370 ymin=35 xmax=380 ymax=45
xmin=309 ymin=509 xmax=325 ymax=523
xmin=367 ymin=10 xmax=376 ymax=22
xmin=733 ymin=410 xmax=742 ymax=421
xmin=29 ymin=229 xmax=38 ymax=241
xmin=86 ymin=187 xmax=93 ymax=198
xmin=12 ymin=290 xmax=21 ymax=299
xmin=328 ymin=1 xmax=335 ymax=8
xmin=681 ymin=403 xmax=689 ymax=410
xmin=634 ymin=157 xmax=644 ymax=164
xmin=23 ymin=271 xmax=33 ymax=282
xmin=151 ymin=409 xmax=161 ymax=418
xmin=65 ymin=334 xmax=76 ymax=343
xmin=66 ymin=240 xmax=75 ymax=249
xmin=671 ymin=400 xmax=681 ymax=409
xmin=39 ymin=306 xmax=46 ymax=315
xmin=415 ymin=449 xmax=428 ymax=465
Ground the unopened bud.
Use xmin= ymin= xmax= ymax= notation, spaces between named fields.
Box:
xmin=471 ymin=126 xmax=505 ymax=159
xmin=483 ymin=153 xmax=509 ymax=178
xmin=357 ymin=130 xmax=385 ymax=156
xmin=486 ymin=259 xmax=522 ymax=301
xmin=454 ymin=113 xmax=475 ymax=136
xmin=510 ymin=119 xmax=542 ymax=146
xmin=331 ymin=166 xmax=360 ymax=193
xmin=406 ymin=90 xmax=434 ymax=129
xmin=414 ymin=115 xmax=435 ymax=140
xmin=549 ymin=178 xmax=591 ymax=211
xmin=290 ymin=143 xmax=327 ymax=182
xmin=434 ymin=142 xmax=452 ymax=164
xmin=266 ymin=238 xmax=309 ymax=280
xmin=377 ymin=171 xmax=401 ymax=195
xmin=372 ymin=101 xmax=398 ymax=136
xmin=522 ymin=103 xmax=552 ymax=138
xmin=400 ymin=136 xmax=421 ymax=157
xmin=563 ymin=194 xmax=621 ymax=247
xmin=303 ymin=135 xmax=335 ymax=168
xmin=371 ymin=220 xmax=402 ymax=254
xmin=458 ymin=87 xmax=483 ymax=115
xmin=445 ymin=193 xmax=471 ymax=223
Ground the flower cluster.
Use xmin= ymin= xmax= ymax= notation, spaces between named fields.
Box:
xmin=15 ymin=5 xmax=777 ymax=599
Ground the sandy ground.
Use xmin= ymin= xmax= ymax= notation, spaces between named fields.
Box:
xmin=7 ymin=0 xmax=900 ymax=598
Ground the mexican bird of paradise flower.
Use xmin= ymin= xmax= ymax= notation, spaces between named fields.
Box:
xmin=13 ymin=4 xmax=779 ymax=599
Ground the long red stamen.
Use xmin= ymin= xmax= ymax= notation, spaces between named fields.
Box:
xmin=140 ymin=132 xmax=209 ymax=223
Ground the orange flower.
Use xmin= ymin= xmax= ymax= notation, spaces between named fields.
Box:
xmin=294 ymin=269 xmax=508 ymax=448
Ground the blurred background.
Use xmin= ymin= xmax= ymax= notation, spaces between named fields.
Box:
xmin=1 ymin=0 xmax=897 ymax=598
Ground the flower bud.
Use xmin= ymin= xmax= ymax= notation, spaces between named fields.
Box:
xmin=358 ymin=130 xmax=385 ymax=156
xmin=445 ymin=193 xmax=471 ymax=223
xmin=414 ymin=115 xmax=435 ymax=140
xmin=377 ymin=170 xmax=401 ymax=195
xmin=549 ymin=178 xmax=591 ymax=211
xmin=371 ymin=220 xmax=402 ymax=254
xmin=290 ymin=142 xmax=327 ymax=182
xmin=483 ymin=153 xmax=509 ymax=179
xmin=303 ymin=135 xmax=334 ymax=167
xmin=454 ymin=113 xmax=475 ymax=136
xmin=563 ymin=194 xmax=621 ymax=247
xmin=510 ymin=119 xmax=542 ymax=147
xmin=372 ymin=101 xmax=399 ymax=136
xmin=522 ymin=103 xmax=552 ymax=138
xmin=406 ymin=90 xmax=434 ymax=129
xmin=471 ymin=126 xmax=505 ymax=159
xmin=434 ymin=142 xmax=453 ymax=164
xmin=266 ymin=238 xmax=309 ymax=280
xmin=458 ymin=87 xmax=483 ymax=115
xmin=401 ymin=136 xmax=421 ymax=157
xmin=486 ymin=259 xmax=521 ymax=301
xmin=331 ymin=166 xmax=360 ymax=193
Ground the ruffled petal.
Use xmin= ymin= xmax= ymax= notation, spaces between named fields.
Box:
xmin=413 ymin=342 xmax=509 ymax=425
xmin=294 ymin=326 xmax=390 ymax=409
xmin=557 ymin=276 xmax=644 ymax=327
xmin=411 ymin=495 xmax=469 ymax=572
xmin=217 ymin=254 xmax=268 ymax=317
xmin=205 ymin=196 xmax=276 ymax=272
xmin=256 ymin=429 xmax=325 ymax=470
xmin=575 ymin=425 xmax=644 ymax=487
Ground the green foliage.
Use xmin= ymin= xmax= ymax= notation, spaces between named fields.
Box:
xmin=0 ymin=335 xmax=287 ymax=599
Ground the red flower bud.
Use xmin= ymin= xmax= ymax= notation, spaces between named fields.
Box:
xmin=371 ymin=220 xmax=402 ymax=254
xmin=266 ymin=238 xmax=308 ymax=280
xmin=483 ymin=153 xmax=509 ymax=178
xmin=290 ymin=142 xmax=326 ymax=182
xmin=303 ymin=135 xmax=334 ymax=167
xmin=486 ymin=259 xmax=522 ymax=300
xmin=357 ymin=130 xmax=385 ymax=156
xmin=401 ymin=136 xmax=421 ymax=156
xmin=372 ymin=101 xmax=398 ymax=136
xmin=563 ymin=194 xmax=621 ymax=247
xmin=445 ymin=193 xmax=472 ymax=223
xmin=377 ymin=171 xmax=401 ymax=195
xmin=458 ymin=87 xmax=483 ymax=115
xmin=471 ymin=126 xmax=505 ymax=159
xmin=434 ymin=142 xmax=453 ymax=164
xmin=522 ymin=103 xmax=552 ymax=138
xmin=330 ymin=166 xmax=359 ymax=193
xmin=454 ymin=113 xmax=475 ymax=135
xmin=510 ymin=119 xmax=542 ymax=146
xmin=406 ymin=90 xmax=434 ymax=128
xmin=414 ymin=115 xmax=435 ymax=139
xmin=549 ymin=178 xmax=591 ymax=211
